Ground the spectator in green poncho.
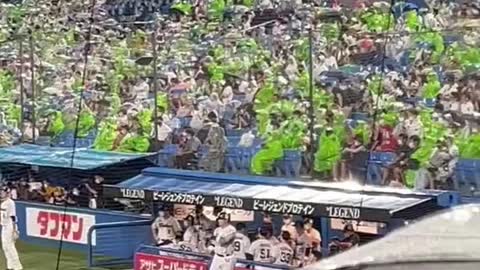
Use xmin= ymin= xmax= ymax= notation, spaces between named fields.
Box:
xmin=111 ymin=124 xmax=150 ymax=153
xmin=421 ymin=72 xmax=441 ymax=99
xmin=116 ymin=126 xmax=150 ymax=153
xmin=250 ymin=130 xmax=284 ymax=175
xmin=76 ymin=111 xmax=96 ymax=138
xmin=93 ymin=120 xmax=118 ymax=151
xmin=314 ymin=127 xmax=342 ymax=180
xmin=280 ymin=111 xmax=306 ymax=150
xmin=47 ymin=111 xmax=65 ymax=139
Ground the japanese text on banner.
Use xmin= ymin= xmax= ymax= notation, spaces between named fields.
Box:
xmin=26 ymin=207 xmax=96 ymax=245
xmin=135 ymin=253 xmax=208 ymax=270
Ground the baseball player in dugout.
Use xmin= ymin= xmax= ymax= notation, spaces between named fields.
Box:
xmin=208 ymin=212 xmax=236 ymax=270
xmin=0 ymin=187 xmax=22 ymax=270
xmin=151 ymin=207 xmax=182 ymax=247
xmin=247 ymin=226 xmax=276 ymax=270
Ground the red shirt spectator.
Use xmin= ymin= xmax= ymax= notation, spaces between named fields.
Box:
xmin=373 ymin=125 xmax=399 ymax=153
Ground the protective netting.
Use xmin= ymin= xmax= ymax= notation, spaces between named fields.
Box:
xmin=1 ymin=0 xmax=479 ymax=269
xmin=1 ymin=1 xmax=480 ymax=194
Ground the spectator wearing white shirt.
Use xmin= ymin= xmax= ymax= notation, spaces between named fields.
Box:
xmin=451 ymin=93 xmax=475 ymax=115
xmin=238 ymin=130 xmax=255 ymax=148
xmin=151 ymin=119 xmax=172 ymax=151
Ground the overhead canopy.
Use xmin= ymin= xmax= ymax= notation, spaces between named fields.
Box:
xmin=104 ymin=168 xmax=458 ymax=222
xmin=0 ymin=144 xmax=155 ymax=170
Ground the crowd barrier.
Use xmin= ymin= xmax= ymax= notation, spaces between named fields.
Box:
xmin=15 ymin=201 xmax=151 ymax=265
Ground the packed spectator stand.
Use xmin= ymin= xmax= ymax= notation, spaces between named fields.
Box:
xmin=1 ymin=0 xmax=480 ymax=199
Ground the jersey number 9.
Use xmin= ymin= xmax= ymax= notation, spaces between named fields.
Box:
xmin=233 ymin=241 xmax=241 ymax=252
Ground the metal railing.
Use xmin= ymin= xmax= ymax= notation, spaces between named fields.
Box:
xmin=87 ymin=219 xmax=153 ymax=268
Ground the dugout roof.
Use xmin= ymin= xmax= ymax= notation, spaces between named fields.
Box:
xmin=0 ymin=144 xmax=155 ymax=170
xmin=105 ymin=168 xmax=459 ymax=222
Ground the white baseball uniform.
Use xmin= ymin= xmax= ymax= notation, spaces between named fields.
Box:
xmin=273 ymin=242 xmax=294 ymax=266
xmin=209 ymin=225 xmax=236 ymax=270
xmin=151 ymin=216 xmax=181 ymax=245
xmin=232 ymin=232 xmax=251 ymax=260
xmin=248 ymin=238 xmax=275 ymax=270
xmin=1 ymin=198 xmax=22 ymax=270
xmin=294 ymin=232 xmax=311 ymax=267
xmin=183 ymin=226 xmax=200 ymax=249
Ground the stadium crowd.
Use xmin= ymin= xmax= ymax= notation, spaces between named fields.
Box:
xmin=0 ymin=0 xmax=480 ymax=192
xmin=3 ymin=171 xmax=105 ymax=209
xmin=150 ymin=206 xmax=360 ymax=267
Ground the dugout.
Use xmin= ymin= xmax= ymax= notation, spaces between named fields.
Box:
xmin=104 ymin=167 xmax=461 ymax=257
xmin=0 ymin=144 xmax=157 ymax=186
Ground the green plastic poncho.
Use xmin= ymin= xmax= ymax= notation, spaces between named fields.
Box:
xmin=417 ymin=31 xmax=444 ymax=63
xmin=171 ymin=2 xmax=193 ymax=15
xmin=117 ymin=135 xmax=151 ymax=153
xmin=382 ymin=112 xmax=398 ymax=127
xmin=405 ymin=11 xmax=420 ymax=31
xmin=360 ymin=10 xmax=393 ymax=32
xmin=207 ymin=63 xmax=225 ymax=84
xmin=353 ymin=121 xmax=371 ymax=146
xmin=48 ymin=111 xmax=65 ymax=138
xmin=251 ymin=131 xmax=284 ymax=175
xmin=93 ymin=120 xmax=118 ymax=151
xmin=137 ymin=109 xmax=153 ymax=136
xmin=450 ymin=45 xmax=480 ymax=70
xmin=281 ymin=118 xmax=306 ymax=150
xmin=314 ymin=130 xmax=342 ymax=173
xmin=208 ymin=0 xmax=226 ymax=20
xmin=422 ymin=72 xmax=441 ymax=99
xmin=76 ymin=111 xmax=96 ymax=138
xmin=254 ymin=79 xmax=276 ymax=135
xmin=459 ymin=134 xmax=480 ymax=159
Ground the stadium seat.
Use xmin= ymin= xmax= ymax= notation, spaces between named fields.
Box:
xmin=421 ymin=98 xmax=437 ymax=108
xmin=274 ymin=150 xmax=302 ymax=178
xmin=351 ymin=112 xmax=370 ymax=122
xmin=227 ymin=136 xmax=241 ymax=147
xmin=157 ymin=144 xmax=178 ymax=167
xmin=226 ymin=129 xmax=245 ymax=137
xmin=454 ymin=159 xmax=480 ymax=194
xmin=224 ymin=146 xmax=243 ymax=174
xmin=366 ymin=152 xmax=396 ymax=185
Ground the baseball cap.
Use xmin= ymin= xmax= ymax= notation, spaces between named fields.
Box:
xmin=344 ymin=224 xmax=355 ymax=232
xmin=216 ymin=212 xmax=229 ymax=221
xmin=294 ymin=220 xmax=305 ymax=228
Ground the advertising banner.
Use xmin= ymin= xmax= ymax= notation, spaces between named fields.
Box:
xmin=135 ymin=253 xmax=208 ymax=270
xmin=174 ymin=205 xmax=254 ymax=222
xmin=26 ymin=207 xmax=96 ymax=245
xmin=134 ymin=253 xmax=250 ymax=270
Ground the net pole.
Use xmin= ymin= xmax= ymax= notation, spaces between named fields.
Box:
xmin=18 ymin=38 xmax=25 ymax=141
xmin=152 ymin=17 xmax=159 ymax=142
xmin=28 ymin=32 xmax=36 ymax=144
xmin=308 ymin=28 xmax=315 ymax=177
